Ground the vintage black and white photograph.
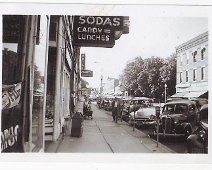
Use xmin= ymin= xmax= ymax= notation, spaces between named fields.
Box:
xmin=0 ymin=0 xmax=211 ymax=166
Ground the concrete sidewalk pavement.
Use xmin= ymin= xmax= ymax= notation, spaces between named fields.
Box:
xmin=45 ymin=102 xmax=175 ymax=153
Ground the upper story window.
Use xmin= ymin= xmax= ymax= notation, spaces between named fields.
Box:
xmin=180 ymin=55 xmax=183 ymax=66
xmin=201 ymin=67 xmax=206 ymax=80
xmin=186 ymin=70 xmax=189 ymax=82
xmin=201 ymin=47 xmax=206 ymax=60
xmin=192 ymin=51 xmax=197 ymax=62
xmin=186 ymin=53 xmax=189 ymax=65
xmin=180 ymin=72 xmax=182 ymax=83
xmin=193 ymin=69 xmax=197 ymax=81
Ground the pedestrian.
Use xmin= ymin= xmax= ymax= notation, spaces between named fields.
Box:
xmin=111 ymin=97 xmax=119 ymax=122
xmin=83 ymin=97 xmax=89 ymax=116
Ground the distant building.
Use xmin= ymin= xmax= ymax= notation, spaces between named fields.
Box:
xmin=103 ymin=77 xmax=119 ymax=95
xmin=173 ymin=31 xmax=208 ymax=98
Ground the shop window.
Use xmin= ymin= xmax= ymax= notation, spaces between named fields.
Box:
xmin=2 ymin=15 xmax=25 ymax=152
xmin=32 ymin=15 xmax=49 ymax=151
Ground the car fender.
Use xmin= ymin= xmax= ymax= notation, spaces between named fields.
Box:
xmin=187 ymin=134 xmax=204 ymax=153
xmin=181 ymin=122 xmax=192 ymax=130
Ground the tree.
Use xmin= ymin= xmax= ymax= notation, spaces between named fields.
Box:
xmin=159 ymin=53 xmax=177 ymax=97
xmin=120 ymin=54 xmax=176 ymax=101
xmin=120 ymin=56 xmax=144 ymax=96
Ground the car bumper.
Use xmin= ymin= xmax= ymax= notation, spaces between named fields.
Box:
xmin=149 ymin=132 xmax=185 ymax=137
xmin=129 ymin=119 xmax=156 ymax=126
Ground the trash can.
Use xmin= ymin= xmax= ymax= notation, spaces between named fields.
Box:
xmin=71 ymin=111 xmax=83 ymax=137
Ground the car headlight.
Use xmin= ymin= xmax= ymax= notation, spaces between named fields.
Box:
xmin=150 ymin=114 xmax=155 ymax=119
xmin=199 ymin=130 xmax=206 ymax=140
xmin=174 ymin=120 xmax=179 ymax=124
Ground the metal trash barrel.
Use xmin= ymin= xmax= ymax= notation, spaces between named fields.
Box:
xmin=71 ymin=111 xmax=83 ymax=137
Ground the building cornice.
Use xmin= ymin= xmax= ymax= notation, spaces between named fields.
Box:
xmin=176 ymin=31 xmax=208 ymax=54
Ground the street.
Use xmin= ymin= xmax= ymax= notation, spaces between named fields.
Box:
xmin=140 ymin=129 xmax=187 ymax=153
xmin=45 ymin=102 xmax=174 ymax=153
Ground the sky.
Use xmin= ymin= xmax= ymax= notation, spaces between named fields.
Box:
xmin=78 ymin=5 xmax=208 ymax=88
xmin=1 ymin=3 xmax=209 ymax=89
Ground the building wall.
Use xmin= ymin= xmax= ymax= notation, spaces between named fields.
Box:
xmin=2 ymin=15 xmax=78 ymax=152
xmin=46 ymin=16 xmax=76 ymax=142
xmin=175 ymin=32 xmax=208 ymax=96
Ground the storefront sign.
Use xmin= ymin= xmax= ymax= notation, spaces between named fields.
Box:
xmin=81 ymin=70 xmax=93 ymax=77
xmin=2 ymin=82 xmax=22 ymax=110
xmin=1 ymin=125 xmax=19 ymax=151
xmin=73 ymin=16 xmax=124 ymax=48
xmin=81 ymin=53 xmax=86 ymax=70
xmin=1 ymin=82 xmax=23 ymax=152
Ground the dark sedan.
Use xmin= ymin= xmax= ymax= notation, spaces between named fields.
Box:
xmin=187 ymin=104 xmax=208 ymax=153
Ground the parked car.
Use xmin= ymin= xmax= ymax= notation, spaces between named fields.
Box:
xmin=124 ymin=97 xmax=153 ymax=115
xmin=153 ymin=100 xmax=198 ymax=139
xmin=121 ymin=98 xmax=132 ymax=121
xmin=186 ymin=104 xmax=208 ymax=153
xmin=128 ymin=106 xmax=156 ymax=128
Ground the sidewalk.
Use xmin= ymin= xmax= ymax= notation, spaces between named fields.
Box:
xmin=45 ymin=101 xmax=175 ymax=153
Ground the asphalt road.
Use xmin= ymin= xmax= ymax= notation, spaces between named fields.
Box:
xmin=139 ymin=129 xmax=187 ymax=153
xmin=94 ymin=102 xmax=187 ymax=153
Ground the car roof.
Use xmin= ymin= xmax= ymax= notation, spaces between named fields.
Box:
xmin=165 ymin=100 xmax=196 ymax=105
xmin=200 ymin=104 xmax=208 ymax=111
xmin=132 ymin=97 xmax=152 ymax=101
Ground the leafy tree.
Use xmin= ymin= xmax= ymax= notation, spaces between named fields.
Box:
xmin=159 ymin=54 xmax=176 ymax=97
xmin=120 ymin=54 xmax=176 ymax=101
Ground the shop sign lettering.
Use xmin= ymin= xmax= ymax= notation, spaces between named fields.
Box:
xmin=2 ymin=82 xmax=22 ymax=110
xmin=1 ymin=125 xmax=19 ymax=151
xmin=73 ymin=16 xmax=124 ymax=48
xmin=81 ymin=54 xmax=86 ymax=70
xmin=81 ymin=70 xmax=93 ymax=77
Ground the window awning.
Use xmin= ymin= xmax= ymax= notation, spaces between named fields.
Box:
xmin=171 ymin=92 xmax=187 ymax=98
xmin=183 ymin=91 xmax=208 ymax=98
xmin=171 ymin=91 xmax=208 ymax=98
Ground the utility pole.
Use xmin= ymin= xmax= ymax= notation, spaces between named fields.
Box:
xmin=100 ymin=75 xmax=103 ymax=97
xmin=164 ymin=83 xmax=167 ymax=103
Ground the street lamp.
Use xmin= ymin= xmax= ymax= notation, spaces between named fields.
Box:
xmin=100 ymin=75 xmax=103 ymax=97
xmin=164 ymin=83 xmax=167 ymax=103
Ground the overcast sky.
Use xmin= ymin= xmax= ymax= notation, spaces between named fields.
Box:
xmin=2 ymin=4 xmax=208 ymax=89
xmin=79 ymin=5 xmax=208 ymax=88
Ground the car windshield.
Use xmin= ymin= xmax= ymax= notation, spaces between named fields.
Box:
xmin=163 ymin=104 xmax=188 ymax=114
xmin=200 ymin=109 xmax=208 ymax=124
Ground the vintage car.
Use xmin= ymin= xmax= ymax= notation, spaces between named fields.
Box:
xmin=122 ymin=97 xmax=153 ymax=122
xmin=153 ymin=100 xmax=199 ymax=138
xmin=186 ymin=104 xmax=208 ymax=153
xmin=128 ymin=106 xmax=156 ymax=128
